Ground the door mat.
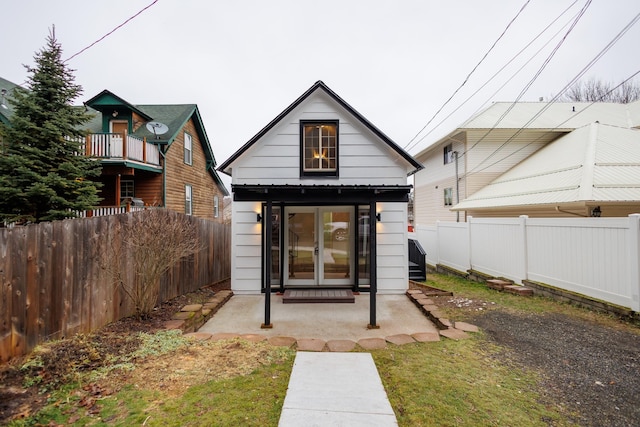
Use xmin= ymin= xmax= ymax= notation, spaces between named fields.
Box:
xmin=283 ymin=289 xmax=355 ymax=304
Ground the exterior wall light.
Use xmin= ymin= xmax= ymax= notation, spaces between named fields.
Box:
xmin=257 ymin=213 xmax=263 ymax=223
xmin=376 ymin=213 xmax=381 ymax=222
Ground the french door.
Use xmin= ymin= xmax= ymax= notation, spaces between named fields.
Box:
xmin=285 ymin=207 xmax=353 ymax=287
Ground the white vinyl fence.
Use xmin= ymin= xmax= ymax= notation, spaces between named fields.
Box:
xmin=415 ymin=215 xmax=640 ymax=312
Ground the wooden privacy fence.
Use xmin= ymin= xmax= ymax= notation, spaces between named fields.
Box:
xmin=0 ymin=210 xmax=231 ymax=362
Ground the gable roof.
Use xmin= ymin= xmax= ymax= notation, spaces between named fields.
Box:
xmin=218 ymin=80 xmax=423 ymax=176
xmin=452 ymin=123 xmax=640 ymax=210
xmin=415 ymin=100 xmax=640 ymax=158
xmin=84 ymin=90 xmax=228 ymax=196
xmin=85 ymin=89 xmax=153 ymax=121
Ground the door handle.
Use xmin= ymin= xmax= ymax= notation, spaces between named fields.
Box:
xmin=314 ymin=246 xmax=319 ymax=255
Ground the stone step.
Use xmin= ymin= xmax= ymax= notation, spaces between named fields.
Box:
xmin=486 ymin=279 xmax=512 ymax=290
xmin=504 ymin=285 xmax=534 ymax=296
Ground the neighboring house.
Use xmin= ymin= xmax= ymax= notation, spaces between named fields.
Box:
xmin=0 ymin=77 xmax=19 ymax=133
xmin=83 ymin=90 xmax=228 ymax=221
xmin=218 ymin=81 xmax=422 ymax=307
xmin=413 ymin=100 xmax=640 ymax=225
xmin=1 ymin=78 xmax=228 ymax=221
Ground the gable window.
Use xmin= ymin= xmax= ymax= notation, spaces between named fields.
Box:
xmin=185 ymin=184 xmax=193 ymax=215
xmin=213 ymin=195 xmax=219 ymax=218
xmin=301 ymin=121 xmax=338 ymax=177
xmin=444 ymin=187 xmax=453 ymax=206
xmin=184 ymin=132 xmax=193 ymax=165
xmin=444 ymin=144 xmax=454 ymax=164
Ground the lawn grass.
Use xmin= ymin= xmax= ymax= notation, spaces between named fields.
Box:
xmin=374 ymin=338 xmax=565 ymax=427
xmin=424 ymin=272 xmax=628 ymax=329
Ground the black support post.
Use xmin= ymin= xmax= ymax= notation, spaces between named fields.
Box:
xmin=368 ymin=200 xmax=379 ymax=329
xmin=262 ymin=201 xmax=273 ymax=328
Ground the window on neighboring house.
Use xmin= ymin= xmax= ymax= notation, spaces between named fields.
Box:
xmin=120 ymin=180 xmax=134 ymax=199
xmin=444 ymin=187 xmax=453 ymax=206
xmin=444 ymin=144 xmax=454 ymax=164
xmin=301 ymin=121 xmax=338 ymax=177
xmin=213 ymin=195 xmax=219 ymax=218
xmin=184 ymin=132 xmax=193 ymax=165
xmin=185 ymin=184 xmax=193 ymax=215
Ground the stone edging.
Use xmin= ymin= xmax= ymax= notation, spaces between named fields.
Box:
xmin=163 ymin=290 xmax=234 ymax=333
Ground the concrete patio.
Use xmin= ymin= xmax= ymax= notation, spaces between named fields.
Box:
xmin=198 ymin=293 xmax=440 ymax=345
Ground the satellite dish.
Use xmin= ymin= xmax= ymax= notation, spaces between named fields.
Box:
xmin=146 ymin=121 xmax=169 ymax=138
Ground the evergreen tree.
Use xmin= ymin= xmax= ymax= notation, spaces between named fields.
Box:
xmin=0 ymin=29 xmax=101 ymax=224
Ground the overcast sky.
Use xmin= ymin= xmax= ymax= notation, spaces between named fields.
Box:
xmin=2 ymin=0 xmax=639 ymax=187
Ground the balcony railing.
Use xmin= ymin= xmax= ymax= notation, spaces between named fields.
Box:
xmin=76 ymin=204 xmax=147 ymax=218
xmin=85 ymin=133 xmax=161 ymax=166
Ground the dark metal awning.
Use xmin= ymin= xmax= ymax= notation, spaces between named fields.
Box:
xmin=232 ymin=184 xmax=412 ymax=203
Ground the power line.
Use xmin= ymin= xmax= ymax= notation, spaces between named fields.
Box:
xmin=403 ymin=0 xmax=531 ymax=151
xmin=404 ymin=0 xmax=580 ymax=154
xmin=463 ymin=5 xmax=640 ymax=179
xmin=457 ymin=0 xmax=593 ymax=169
xmin=64 ymin=0 xmax=159 ymax=63
xmin=464 ymin=69 xmax=640 ymax=178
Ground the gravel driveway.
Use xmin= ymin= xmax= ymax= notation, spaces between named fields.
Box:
xmin=470 ymin=310 xmax=640 ymax=427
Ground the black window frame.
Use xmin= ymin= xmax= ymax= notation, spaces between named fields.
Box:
xmin=300 ymin=120 xmax=339 ymax=178
xmin=444 ymin=143 xmax=453 ymax=164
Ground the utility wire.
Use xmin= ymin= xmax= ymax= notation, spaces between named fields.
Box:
xmin=463 ymin=6 xmax=640 ymax=179
xmin=404 ymin=0 xmax=580 ymax=154
xmin=403 ymin=0 xmax=531 ymax=151
xmin=457 ymin=0 xmax=592 ymax=169
xmin=464 ymin=69 xmax=640 ymax=178
xmin=65 ymin=0 xmax=159 ymax=62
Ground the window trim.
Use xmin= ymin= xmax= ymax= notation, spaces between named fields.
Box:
xmin=184 ymin=132 xmax=193 ymax=166
xmin=185 ymin=184 xmax=193 ymax=215
xmin=300 ymin=120 xmax=339 ymax=178
xmin=444 ymin=143 xmax=453 ymax=164
xmin=444 ymin=187 xmax=453 ymax=206
xmin=120 ymin=179 xmax=135 ymax=198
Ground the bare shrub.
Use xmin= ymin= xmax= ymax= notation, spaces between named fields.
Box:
xmin=101 ymin=209 xmax=203 ymax=320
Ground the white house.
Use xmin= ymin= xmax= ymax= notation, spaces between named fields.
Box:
xmin=413 ymin=100 xmax=640 ymax=224
xmin=218 ymin=81 xmax=423 ymax=326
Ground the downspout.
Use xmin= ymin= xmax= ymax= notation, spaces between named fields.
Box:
xmin=454 ymin=151 xmax=460 ymax=222
xmin=159 ymin=146 xmax=167 ymax=207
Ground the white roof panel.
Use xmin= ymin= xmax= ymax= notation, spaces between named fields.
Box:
xmin=454 ymin=124 xmax=640 ymax=210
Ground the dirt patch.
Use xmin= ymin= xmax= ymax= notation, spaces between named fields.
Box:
xmin=0 ymin=280 xmax=229 ymax=423
xmin=111 ymin=339 xmax=286 ymax=397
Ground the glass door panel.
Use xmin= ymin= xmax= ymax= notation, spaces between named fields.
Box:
xmin=357 ymin=207 xmax=371 ymax=285
xmin=321 ymin=209 xmax=352 ymax=284
xmin=287 ymin=210 xmax=316 ymax=285
xmin=270 ymin=207 xmax=281 ymax=285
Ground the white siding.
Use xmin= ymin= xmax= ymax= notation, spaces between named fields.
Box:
xmin=376 ymin=202 xmax=409 ymax=294
xmin=231 ymin=91 xmax=410 ymax=187
xmin=414 ymin=134 xmax=465 ymax=226
xmin=231 ymin=201 xmax=263 ymax=294
xmin=414 ymin=129 xmax=562 ymax=225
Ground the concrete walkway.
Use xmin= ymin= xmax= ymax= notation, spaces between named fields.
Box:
xmin=279 ymin=352 xmax=397 ymax=426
